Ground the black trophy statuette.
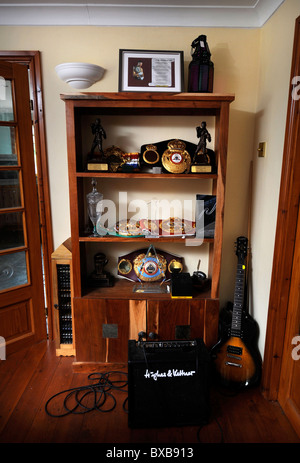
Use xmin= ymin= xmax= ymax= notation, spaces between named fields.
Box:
xmin=88 ymin=252 xmax=114 ymax=287
xmin=87 ymin=118 xmax=109 ymax=172
xmin=191 ymin=122 xmax=215 ymax=173
xmin=188 ymin=35 xmax=214 ymax=93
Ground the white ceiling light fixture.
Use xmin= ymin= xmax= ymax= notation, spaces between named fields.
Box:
xmin=55 ymin=62 xmax=105 ymax=89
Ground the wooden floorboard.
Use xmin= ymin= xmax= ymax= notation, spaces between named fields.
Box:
xmin=0 ymin=340 xmax=299 ymax=445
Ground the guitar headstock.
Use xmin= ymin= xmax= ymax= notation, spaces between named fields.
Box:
xmin=235 ymin=236 xmax=248 ymax=262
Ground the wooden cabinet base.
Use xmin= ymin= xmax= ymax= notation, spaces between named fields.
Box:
xmin=71 ymin=296 xmax=218 ymax=372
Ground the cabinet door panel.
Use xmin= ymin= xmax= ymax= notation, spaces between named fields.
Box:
xmin=73 ymin=298 xmax=130 ymax=364
xmin=147 ymin=299 xmax=219 ymax=347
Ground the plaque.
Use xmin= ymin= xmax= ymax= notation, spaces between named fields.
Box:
xmin=87 ymin=118 xmax=109 ymax=172
xmin=191 ymin=122 xmax=215 ymax=173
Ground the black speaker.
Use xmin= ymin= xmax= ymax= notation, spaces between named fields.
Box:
xmin=128 ymin=338 xmax=210 ymax=428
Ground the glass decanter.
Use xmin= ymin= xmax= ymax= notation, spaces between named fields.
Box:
xmin=86 ymin=179 xmax=103 ymax=236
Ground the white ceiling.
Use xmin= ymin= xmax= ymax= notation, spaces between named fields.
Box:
xmin=0 ymin=0 xmax=285 ymax=27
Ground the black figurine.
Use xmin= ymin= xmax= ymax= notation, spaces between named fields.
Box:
xmin=90 ymin=118 xmax=106 ymax=156
xmin=193 ymin=122 xmax=211 ymax=164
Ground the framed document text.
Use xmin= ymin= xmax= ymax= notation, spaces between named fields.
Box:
xmin=119 ymin=49 xmax=184 ymax=92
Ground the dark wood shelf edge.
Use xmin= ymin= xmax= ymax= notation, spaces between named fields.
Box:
xmin=79 ymin=236 xmax=213 ymax=243
xmin=61 ymin=92 xmax=235 ymax=103
xmin=76 ymin=172 xmax=217 ymax=179
xmin=79 ymin=278 xmax=213 ymax=301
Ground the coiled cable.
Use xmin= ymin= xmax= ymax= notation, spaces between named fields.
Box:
xmin=45 ymin=371 xmax=128 ymax=417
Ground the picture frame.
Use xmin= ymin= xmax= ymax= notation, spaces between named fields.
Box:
xmin=119 ymin=49 xmax=184 ymax=92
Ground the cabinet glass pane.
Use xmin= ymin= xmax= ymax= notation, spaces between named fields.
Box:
xmin=0 ymin=170 xmax=21 ymax=209
xmin=0 ymin=79 xmax=14 ymax=122
xmin=0 ymin=251 xmax=28 ymax=291
xmin=0 ymin=126 xmax=18 ymax=166
xmin=0 ymin=211 xmax=24 ymax=250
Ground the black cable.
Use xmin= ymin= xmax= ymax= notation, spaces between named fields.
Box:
xmin=197 ymin=417 xmax=224 ymax=443
xmin=45 ymin=370 xmax=128 ymax=418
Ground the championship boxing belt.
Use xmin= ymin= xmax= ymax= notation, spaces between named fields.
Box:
xmin=140 ymin=139 xmax=197 ymax=172
xmin=162 ymin=139 xmax=191 ymax=174
xmin=118 ymin=245 xmax=183 ymax=282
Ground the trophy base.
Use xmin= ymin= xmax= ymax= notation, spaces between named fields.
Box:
xmin=191 ymin=164 xmax=212 ymax=173
xmin=87 ymin=163 xmax=109 ymax=172
xmin=88 ymin=272 xmax=114 ymax=287
xmin=133 ymin=282 xmax=170 ymax=294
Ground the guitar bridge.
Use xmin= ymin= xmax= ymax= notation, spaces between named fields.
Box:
xmin=225 ymin=361 xmax=242 ymax=368
xmin=227 ymin=345 xmax=243 ymax=355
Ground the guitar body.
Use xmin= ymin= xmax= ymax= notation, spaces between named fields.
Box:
xmin=211 ymin=237 xmax=262 ymax=389
xmin=211 ymin=315 xmax=262 ymax=389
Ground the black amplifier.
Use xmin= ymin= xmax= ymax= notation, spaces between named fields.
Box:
xmin=128 ymin=338 xmax=210 ymax=428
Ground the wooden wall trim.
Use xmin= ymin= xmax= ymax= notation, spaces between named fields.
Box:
xmin=262 ymin=16 xmax=300 ymax=400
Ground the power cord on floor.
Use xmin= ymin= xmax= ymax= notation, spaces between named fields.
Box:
xmin=197 ymin=417 xmax=224 ymax=443
xmin=45 ymin=369 xmax=227 ymax=443
xmin=45 ymin=371 xmax=128 ymax=417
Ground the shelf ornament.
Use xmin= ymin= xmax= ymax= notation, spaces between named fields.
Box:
xmin=188 ymin=35 xmax=214 ymax=93
xmin=86 ymin=179 xmax=103 ymax=237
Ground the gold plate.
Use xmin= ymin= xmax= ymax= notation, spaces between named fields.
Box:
xmin=87 ymin=163 xmax=108 ymax=171
xmin=162 ymin=140 xmax=191 ymax=174
xmin=191 ymin=164 xmax=212 ymax=173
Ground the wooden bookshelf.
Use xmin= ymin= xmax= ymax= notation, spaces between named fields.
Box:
xmin=61 ymin=92 xmax=234 ymax=370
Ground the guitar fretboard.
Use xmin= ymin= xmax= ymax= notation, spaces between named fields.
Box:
xmin=231 ymin=262 xmax=245 ymax=337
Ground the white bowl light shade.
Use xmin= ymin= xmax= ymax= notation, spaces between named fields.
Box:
xmin=55 ymin=62 xmax=104 ymax=89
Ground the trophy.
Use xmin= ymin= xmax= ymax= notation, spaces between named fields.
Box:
xmin=88 ymin=252 xmax=114 ymax=287
xmin=86 ymin=118 xmax=109 ymax=171
xmin=86 ymin=179 xmax=103 ymax=236
xmin=188 ymin=34 xmax=214 ymax=93
xmin=191 ymin=122 xmax=215 ymax=173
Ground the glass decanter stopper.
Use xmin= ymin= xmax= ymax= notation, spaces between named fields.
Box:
xmin=86 ymin=179 xmax=103 ymax=236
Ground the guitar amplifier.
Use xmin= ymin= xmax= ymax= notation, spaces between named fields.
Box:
xmin=128 ymin=338 xmax=210 ymax=428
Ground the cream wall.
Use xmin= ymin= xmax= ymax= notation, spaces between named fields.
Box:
xmin=0 ymin=0 xmax=298 ymax=356
xmin=0 ymin=25 xmax=260 ymax=281
xmin=251 ymin=0 xmax=300 ymax=356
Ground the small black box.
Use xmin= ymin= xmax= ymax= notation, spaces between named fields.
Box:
xmin=171 ymin=272 xmax=193 ymax=298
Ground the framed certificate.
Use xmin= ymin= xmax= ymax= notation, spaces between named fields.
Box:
xmin=119 ymin=49 xmax=184 ymax=92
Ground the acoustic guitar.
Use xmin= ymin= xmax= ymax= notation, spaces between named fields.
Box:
xmin=211 ymin=236 xmax=262 ymax=389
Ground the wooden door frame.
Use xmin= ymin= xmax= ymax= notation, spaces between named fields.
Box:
xmin=0 ymin=51 xmax=54 ymax=339
xmin=262 ymin=16 xmax=300 ymax=400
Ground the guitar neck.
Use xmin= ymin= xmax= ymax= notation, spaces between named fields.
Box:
xmin=231 ymin=261 xmax=246 ymax=337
